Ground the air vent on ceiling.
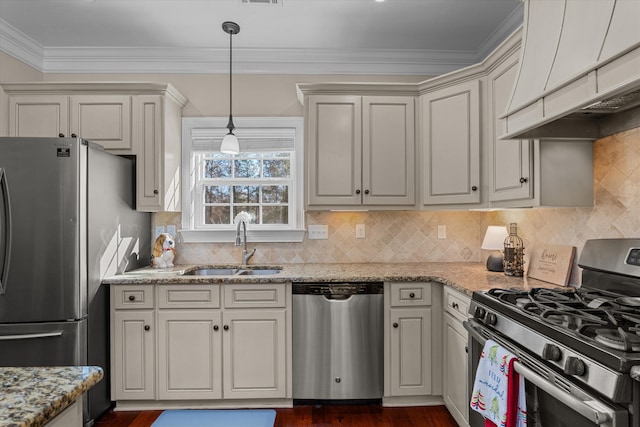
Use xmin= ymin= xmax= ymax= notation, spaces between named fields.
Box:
xmin=241 ymin=0 xmax=281 ymax=4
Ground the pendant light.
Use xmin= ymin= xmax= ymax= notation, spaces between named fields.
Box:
xmin=220 ymin=21 xmax=240 ymax=154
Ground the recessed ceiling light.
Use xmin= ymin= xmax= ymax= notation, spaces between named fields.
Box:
xmin=375 ymin=0 xmax=385 ymax=2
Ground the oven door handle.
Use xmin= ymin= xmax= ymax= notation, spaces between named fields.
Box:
xmin=465 ymin=320 xmax=615 ymax=426
xmin=513 ymin=361 xmax=613 ymax=425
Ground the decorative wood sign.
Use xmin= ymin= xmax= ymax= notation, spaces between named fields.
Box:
xmin=527 ymin=244 xmax=576 ymax=286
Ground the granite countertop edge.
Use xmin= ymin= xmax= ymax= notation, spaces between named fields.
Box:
xmin=0 ymin=366 xmax=103 ymax=427
xmin=104 ymin=262 xmax=569 ymax=295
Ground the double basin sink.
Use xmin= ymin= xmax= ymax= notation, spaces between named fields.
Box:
xmin=184 ymin=266 xmax=282 ymax=276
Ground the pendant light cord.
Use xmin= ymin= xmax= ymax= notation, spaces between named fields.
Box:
xmin=228 ymin=27 xmax=233 ymax=132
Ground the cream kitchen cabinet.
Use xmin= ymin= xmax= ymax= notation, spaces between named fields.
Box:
xmin=301 ymin=91 xmax=416 ymax=209
xmin=110 ymin=285 xmax=156 ymax=401
xmin=7 ymin=93 xmax=132 ymax=153
xmin=156 ymin=285 xmax=222 ymax=400
xmin=485 ymin=48 xmax=533 ymax=203
xmin=384 ymin=282 xmax=438 ymax=403
xmin=110 ymin=282 xmax=290 ymax=406
xmin=442 ymin=286 xmax=470 ymax=427
xmin=2 ymin=82 xmax=188 ymax=212
xmin=421 ymin=80 xmax=481 ymax=206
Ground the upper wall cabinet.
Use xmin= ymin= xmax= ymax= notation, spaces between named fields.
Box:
xmin=2 ymin=82 xmax=188 ymax=212
xmin=298 ymin=86 xmax=416 ymax=210
xmin=485 ymin=48 xmax=533 ymax=202
xmin=420 ymin=80 xmax=481 ymax=206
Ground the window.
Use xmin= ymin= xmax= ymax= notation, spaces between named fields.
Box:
xmin=181 ymin=117 xmax=305 ymax=243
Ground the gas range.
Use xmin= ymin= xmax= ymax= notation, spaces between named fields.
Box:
xmin=469 ymin=239 xmax=640 ymax=405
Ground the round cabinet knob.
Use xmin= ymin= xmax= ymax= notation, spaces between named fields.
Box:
xmin=58 ymin=133 xmax=65 ymax=138
xmin=452 ymin=302 xmax=459 ymax=309
xmin=335 ymin=377 xmax=341 ymax=383
xmin=71 ymin=133 xmax=77 ymax=138
xmin=393 ymin=322 xmax=399 ymax=328
xmin=409 ymin=293 xmax=415 ymax=299
xmin=223 ymin=325 xmax=229 ymax=331
xmin=213 ymin=325 xmax=219 ymax=331
xmin=485 ymin=312 xmax=498 ymax=325
xmin=144 ymin=325 xmax=150 ymax=331
xmin=564 ymin=357 xmax=586 ymax=376
xmin=520 ymin=177 xmax=528 ymax=184
xmin=471 ymin=186 xmax=478 ymax=191
xmin=542 ymin=343 xmax=562 ymax=361
xmin=355 ymin=189 xmax=361 ymax=194
xmin=153 ymin=189 xmax=159 ymax=195
xmin=128 ymin=295 xmax=135 ymax=301
xmin=364 ymin=190 xmax=370 ymax=194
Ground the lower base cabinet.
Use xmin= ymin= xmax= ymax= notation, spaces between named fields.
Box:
xmin=111 ymin=283 xmax=290 ymax=405
xmin=443 ymin=287 xmax=471 ymax=427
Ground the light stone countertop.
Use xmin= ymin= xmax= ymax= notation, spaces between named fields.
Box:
xmin=103 ymin=262 xmax=568 ymax=295
xmin=0 ymin=366 xmax=103 ymax=427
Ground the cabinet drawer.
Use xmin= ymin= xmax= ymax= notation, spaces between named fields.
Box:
xmin=224 ymin=284 xmax=286 ymax=309
xmin=389 ymin=282 xmax=432 ymax=307
xmin=113 ymin=285 xmax=154 ymax=309
xmin=444 ymin=286 xmax=470 ymax=322
xmin=158 ymin=285 xmax=220 ymax=309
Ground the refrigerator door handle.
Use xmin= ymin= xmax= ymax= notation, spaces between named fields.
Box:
xmin=0 ymin=167 xmax=11 ymax=295
xmin=0 ymin=330 xmax=64 ymax=341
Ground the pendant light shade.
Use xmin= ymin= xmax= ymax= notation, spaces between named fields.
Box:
xmin=221 ymin=21 xmax=240 ymax=155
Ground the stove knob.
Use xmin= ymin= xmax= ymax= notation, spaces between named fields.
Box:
xmin=564 ymin=356 xmax=586 ymax=376
xmin=542 ymin=344 xmax=562 ymax=361
xmin=474 ymin=306 xmax=486 ymax=320
xmin=485 ymin=312 xmax=497 ymax=325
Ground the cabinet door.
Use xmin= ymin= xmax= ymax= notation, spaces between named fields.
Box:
xmin=112 ymin=310 xmax=155 ymax=400
xmin=8 ymin=95 xmax=69 ymax=138
xmin=422 ymin=81 xmax=480 ymax=205
xmin=487 ymin=57 xmax=532 ymax=202
xmin=157 ymin=310 xmax=222 ymax=400
xmin=443 ymin=313 xmax=469 ymax=427
xmin=70 ymin=95 xmax=132 ymax=152
xmin=363 ymin=96 xmax=415 ymax=205
xmin=222 ymin=309 xmax=287 ymax=399
xmin=306 ymin=95 xmax=362 ymax=206
xmin=133 ymin=95 xmax=164 ymax=211
xmin=388 ymin=307 xmax=431 ymax=396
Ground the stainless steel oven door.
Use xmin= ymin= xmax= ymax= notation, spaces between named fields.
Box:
xmin=465 ymin=319 xmax=630 ymax=427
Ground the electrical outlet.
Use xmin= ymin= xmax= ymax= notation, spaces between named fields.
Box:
xmin=438 ymin=225 xmax=446 ymax=239
xmin=154 ymin=225 xmax=165 ymax=240
xmin=308 ymin=224 xmax=329 ymax=240
xmin=356 ymin=224 xmax=366 ymax=239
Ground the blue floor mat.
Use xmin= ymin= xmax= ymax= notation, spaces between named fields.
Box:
xmin=151 ymin=409 xmax=277 ymax=427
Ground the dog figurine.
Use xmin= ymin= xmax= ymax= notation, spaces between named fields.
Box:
xmin=151 ymin=233 xmax=176 ymax=269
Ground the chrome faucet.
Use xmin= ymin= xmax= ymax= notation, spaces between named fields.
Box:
xmin=235 ymin=218 xmax=256 ymax=267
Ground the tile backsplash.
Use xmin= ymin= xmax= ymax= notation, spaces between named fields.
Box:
xmin=156 ymin=127 xmax=640 ymax=277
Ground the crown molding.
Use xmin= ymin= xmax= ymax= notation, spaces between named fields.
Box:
xmin=0 ymin=17 xmax=520 ymax=76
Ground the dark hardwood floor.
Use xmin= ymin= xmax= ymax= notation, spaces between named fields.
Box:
xmin=94 ymin=405 xmax=459 ymax=427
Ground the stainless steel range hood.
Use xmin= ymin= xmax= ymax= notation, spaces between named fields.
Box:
xmin=500 ymin=0 xmax=640 ymax=140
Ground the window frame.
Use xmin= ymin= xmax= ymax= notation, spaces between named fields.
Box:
xmin=181 ymin=117 xmax=305 ymax=243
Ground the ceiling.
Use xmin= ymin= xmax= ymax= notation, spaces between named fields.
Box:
xmin=0 ymin=0 xmax=524 ymax=75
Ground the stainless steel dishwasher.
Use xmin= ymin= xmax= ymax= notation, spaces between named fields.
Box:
xmin=292 ymin=282 xmax=384 ymax=402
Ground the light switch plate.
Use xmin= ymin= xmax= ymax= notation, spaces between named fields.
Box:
xmin=308 ymin=224 xmax=329 ymax=240
xmin=438 ymin=225 xmax=446 ymax=239
xmin=154 ymin=225 xmax=165 ymax=240
xmin=166 ymin=225 xmax=177 ymax=237
xmin=356 ymin=224 xmax=365 ymax=239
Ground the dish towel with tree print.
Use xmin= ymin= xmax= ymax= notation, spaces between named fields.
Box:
xmin=470 ymin=339 xmax=526 ymax=427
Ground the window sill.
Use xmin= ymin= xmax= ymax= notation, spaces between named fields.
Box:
xmin=180 ymin=229 xmax=306 ymax=243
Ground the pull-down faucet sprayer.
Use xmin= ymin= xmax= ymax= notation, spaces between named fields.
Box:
xmin=234 ymin=212 xmax=256 ymax=267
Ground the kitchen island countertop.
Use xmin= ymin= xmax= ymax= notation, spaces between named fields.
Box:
xmin=0 ymin=366 xmax=103 ymax=427
xmin=103 ymin=262 xmax=568 ymax=295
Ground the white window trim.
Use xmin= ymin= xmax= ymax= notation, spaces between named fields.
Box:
xmin=181 ymin=117 xmax=305 ymax=243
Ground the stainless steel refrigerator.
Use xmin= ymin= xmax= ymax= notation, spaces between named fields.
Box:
xmin=0 ymin=137 xmax=151 ymax=426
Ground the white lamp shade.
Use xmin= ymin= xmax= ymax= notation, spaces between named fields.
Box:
xmin=220 ymin=133 xmax=239 ymax=154
xmin=481 ymin=225 xmax=509 ymax=250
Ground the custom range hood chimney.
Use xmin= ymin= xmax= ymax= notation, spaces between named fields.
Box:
xmin=500 ymin=0 xmax=640 ymax=141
